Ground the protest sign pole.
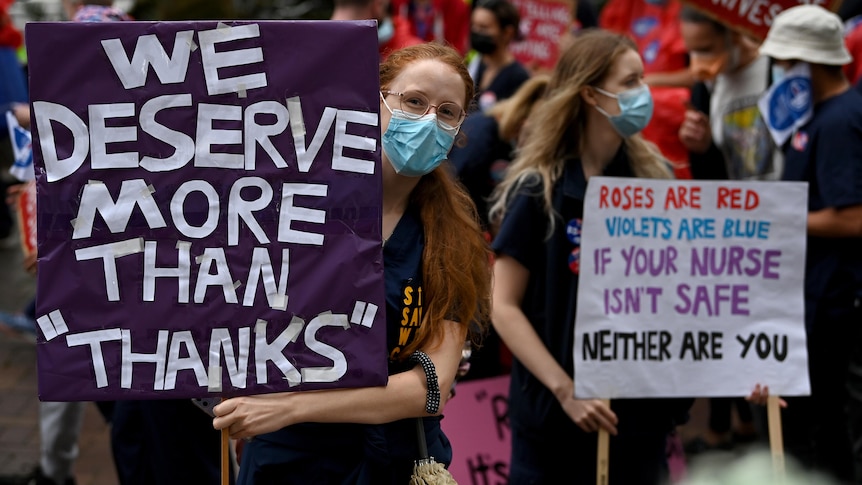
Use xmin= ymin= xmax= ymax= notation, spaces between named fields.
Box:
xmin=596 ymin=399 xmax=610 ymax=485
xmin=220 ymin=398 xmax=230 ymax=485
xmin=768 ymin=396 xmax=785 ymax=483
xmin=221 ymin=428 xmax=230 ymax=485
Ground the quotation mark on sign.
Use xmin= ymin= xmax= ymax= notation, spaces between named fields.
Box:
xmin=350 ymin=301 xmax=378 ymax=328
xmin=36 ymin=310 xmax=69 ymax=341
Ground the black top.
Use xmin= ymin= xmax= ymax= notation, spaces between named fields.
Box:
xmin=492 ymin=148 xmax=691 ymax=443
xmin=447 ymin=112 xmax=513 ymax=228
xmin=472 ymin=59 xmax=531 ymax=112
xmin=781 ymin=88 xmax=862 ymax=332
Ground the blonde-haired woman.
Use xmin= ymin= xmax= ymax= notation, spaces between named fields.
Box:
xmin=488 ymin=29 xmax=690 ymax=484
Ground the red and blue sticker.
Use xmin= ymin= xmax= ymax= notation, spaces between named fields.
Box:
xmin=791 ymin=130 xmax=809 ymax=152
xmin=566 ymin=218 xmax=582 ymax=274
xmin=568 ymin=248 xmax=581 ymax=274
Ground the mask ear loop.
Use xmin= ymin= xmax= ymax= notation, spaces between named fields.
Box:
xmin=594 ymin=104 xmax=614 ymax=118
xmin=592 ymin=86 xmax=620 ymax=99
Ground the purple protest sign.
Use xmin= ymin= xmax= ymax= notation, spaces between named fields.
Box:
xmin=26 ymin=20 xmax=387 ymax=401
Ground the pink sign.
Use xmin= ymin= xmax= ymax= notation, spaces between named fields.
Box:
xmin=442 ymin=374 xmax=511 ymax=484
xmin=509 ymin=0 xmax=571 ymax=72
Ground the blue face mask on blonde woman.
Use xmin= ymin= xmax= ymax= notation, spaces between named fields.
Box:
xmin=591 ymin=84 xmax=654 ymax=137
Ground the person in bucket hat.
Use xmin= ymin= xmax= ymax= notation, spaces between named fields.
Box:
xmin=760 ymin=5 xmax=852 ymax=66
xmin=757 ymin=5 xmax=862 ymax=484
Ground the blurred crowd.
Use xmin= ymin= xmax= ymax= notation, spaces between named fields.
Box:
xmin=2 ymin=0 xmax=862 ymax=484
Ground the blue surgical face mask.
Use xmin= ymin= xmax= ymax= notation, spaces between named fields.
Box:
xmin=592 ymin=84 xmax=654 ymax=137
xmin=381 ymin=108 xmax=457 ymax=177
xmin=771 ymin=64 xmax=786 ymax=84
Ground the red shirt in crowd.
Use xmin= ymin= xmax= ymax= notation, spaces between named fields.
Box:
xmin=391 ymin=0 xmax=471 ymax=55
xmin=600 ymin=0 xmax=692 ymax=179
xmin=380 ymin=14 xmax=423 ymax=60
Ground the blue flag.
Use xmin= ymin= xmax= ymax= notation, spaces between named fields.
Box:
xmin=5 ymin=110 xmax=33 ymax=182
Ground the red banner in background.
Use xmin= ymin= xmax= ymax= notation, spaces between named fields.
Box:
xmin=509 ymin=0 xmax=572 ymax=72
xmin=681 ymin=0 xmax=844 ymax=41
xmin=16 ymin=181 xmax=36 ymax=260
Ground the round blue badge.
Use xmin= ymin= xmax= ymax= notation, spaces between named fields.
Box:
xmin=566 ymin=218 xmax=582 ymax=245
xmin=568 ymin=247 xmax=580 ymax=274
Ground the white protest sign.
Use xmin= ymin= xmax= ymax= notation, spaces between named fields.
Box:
xmin=574 ymin=177 xmax=810 ymax=399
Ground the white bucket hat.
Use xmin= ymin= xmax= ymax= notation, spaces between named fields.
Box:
xmin=759 ymin=5 xmax=852 ymax=66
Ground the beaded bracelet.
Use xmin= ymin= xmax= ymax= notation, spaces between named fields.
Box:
xmin=409 ymin=350 xmax=441 ymax=414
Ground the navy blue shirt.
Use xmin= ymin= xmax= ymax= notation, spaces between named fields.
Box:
xmin=383 ymin=205 xmax=426 ymax=365
xmin=236 ymin=207 xmax=450 ymax=485
xmin=447 ymin=113 xmax=513 ymax=228
xmin=472 ymin=60 xmax=531 ymax=112
xmin=782 ymin=88 xmax=862 ymax=331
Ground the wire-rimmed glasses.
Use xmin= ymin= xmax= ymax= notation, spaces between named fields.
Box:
xmin=381 ymin=90 xmax=466 ymax=130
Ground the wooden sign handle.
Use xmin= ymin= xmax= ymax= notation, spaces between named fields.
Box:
xmin=220 ymin=396 xmax=231 ymax=485
xmin=768 ymin=395 xmax=785 ymax=484
xmin=221 ymin=428 xmax=230 ymax=485
xmin=597 ymin=399 xmax=611 ymax=485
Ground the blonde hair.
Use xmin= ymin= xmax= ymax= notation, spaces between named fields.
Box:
xmin=488 ymin=73 xmax=551 ymax=142
xmin=488 ymin=29 xmax=672 ymax=234
xmin=380 ymin=44 xmax=492 ymax=357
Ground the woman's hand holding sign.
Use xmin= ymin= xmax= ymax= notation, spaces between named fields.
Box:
xmin=213 ymin=392 xmax=297 ymax=440
xmin=746 ymin=383 xmax=787 ymax=408
xmin=556 ymin=381 xmax=619 ymax=435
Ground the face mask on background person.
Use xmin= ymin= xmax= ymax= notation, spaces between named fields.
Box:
xmin=592 ymin=84 xmax=654 ymax=137
xmin=689 ymin=35 xmax=739 ymax=81
xmin=470 ymin=31 xmax=498 ymax=55
xmin=771 ymin=64 xmax=786 ymax=84
xmin=381 ymin=107 xmax=457 ymax=177
xmin=378 ymin=17 xmax=394 ymax=44
xmin=690 ymin=51 xmax=725 ymax=81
